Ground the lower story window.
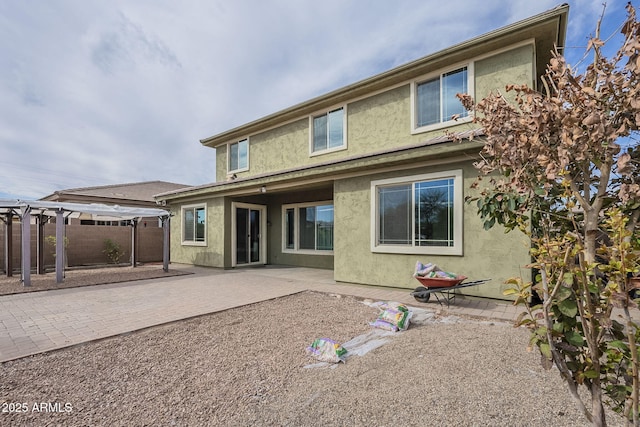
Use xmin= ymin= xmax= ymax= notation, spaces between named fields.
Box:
xmin=372 ymin=170 xmax=463 ymax=255
xmin=182 ymin=205 xmax=206 ymax=244
xmin=283 ymin=202 xmax=334 ymax=253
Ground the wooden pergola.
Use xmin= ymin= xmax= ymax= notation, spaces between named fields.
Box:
xmin=0 ymin=200 xmax=171 ymax=286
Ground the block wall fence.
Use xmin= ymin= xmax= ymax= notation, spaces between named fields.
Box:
xmin=0 ymin=222 xmax=165 ymax=273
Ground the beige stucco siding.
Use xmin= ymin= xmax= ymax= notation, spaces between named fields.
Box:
xmin=333 ymin=161 xmax=531 ymax=300
xmin=216 ymin=145 xmax=227 ymax=183
xmin=169 ymin=198 xmax=226 ymax=268
xmin=214 ymin=43 xmax=535 ymax=184
xmin=475 ymin=43 xmax=535 ymax=101
xmin=246 ymin=118 xmax=309 ymax=177
xmin=347 ymin=86 xmax=468 ymax=153
xmin=347 ymin=86 xmax=411 ymax=153
xmin=164 ymin=8 xmax=568 ymax=300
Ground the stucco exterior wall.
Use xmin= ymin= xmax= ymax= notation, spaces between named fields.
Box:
xmin=169 ymin=198 xmax=226 ymax=267
xmin=475 ymin=43 xmax=534 ymax=102
xmin=162 ymin=6 xmax=569 ymax=301
xmin=333 ymin=161 xmax=531 ymax=300
xmin=215 ymin=145 xmax=228 ymax=183
xmin=213 ymin=43 xmax=534 ymax=183
xmin=347 ymin=86 xmax=412 ymax=152
xmin=198 ymin=44 xmax=536 ymax=295
xmin=169 ymin=191 xmax=334 ymax=270
xmin=246 ymin=119 xmax=309 ymax=177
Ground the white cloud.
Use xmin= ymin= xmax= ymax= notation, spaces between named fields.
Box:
xmin=0 ymin=0 xmax=634 ymax=199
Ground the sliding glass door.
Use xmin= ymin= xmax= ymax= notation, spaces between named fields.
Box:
xmin=233 ymin=203 xmax=266 ymax=266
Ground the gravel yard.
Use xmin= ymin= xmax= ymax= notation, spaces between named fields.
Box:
xmin=0 ymin=265 xmax=189 ymax=296
xmin=0 ymin=290 xmax=622 ymax=426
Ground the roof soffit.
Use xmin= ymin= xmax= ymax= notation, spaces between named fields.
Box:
xmin=201 ymin=4 xmax=568 ymax=147
xmin=161 ymin=130 xmax=486 ymax=202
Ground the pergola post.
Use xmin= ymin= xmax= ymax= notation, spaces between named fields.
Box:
xmin=36 ymin=214 xmax=46 ymax=274
xmin=0 ymin=201 xmax=170 ymax=278
xmin=131 ymin=219 xmax=138 ymax=268
xmin=162 ymin=216 xmax=170 ymax=272
xmin=20 ymin=206 xmax=31 ymax=286
xmin=55 ymin=210 xmax=65 ymax=283
xmin=4 ymin=213 xmax=12 ymax=277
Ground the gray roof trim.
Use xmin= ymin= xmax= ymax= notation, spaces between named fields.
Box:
xmin=200 ymin=4 xmax=568 ymax=148
xmin=158 ymin=128 xmax=485 ymax=200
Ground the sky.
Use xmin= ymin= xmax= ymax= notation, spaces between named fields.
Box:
xmin=0 ymin=0 xmax=635 ymax=200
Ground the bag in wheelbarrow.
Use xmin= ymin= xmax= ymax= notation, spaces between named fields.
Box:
xmin=411 ymin=261 xmax=489 ymax=305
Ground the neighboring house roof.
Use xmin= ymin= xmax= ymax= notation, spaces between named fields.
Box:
xmin=41 ymin=181 xmax=190 ymax=207
xmin=199 ymin=4 xmax=568 ymax=148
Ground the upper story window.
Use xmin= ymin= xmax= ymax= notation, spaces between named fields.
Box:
xmin=412 ymin=64 xmax=473 ymax=133
xmin=310 ymin=107 xmax=346 ymax=155
xmin=371 ymin=170 xmax=463 ymax=255
xmin=182 ymin=204 xmax=206 ymax=245
xmin=228 ymin=138 xmax=249 ymax=173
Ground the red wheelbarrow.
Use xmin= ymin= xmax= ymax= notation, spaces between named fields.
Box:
xmin=411 ymin=276 xmax=490 ymax=306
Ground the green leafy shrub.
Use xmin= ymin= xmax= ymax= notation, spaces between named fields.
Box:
xmin=103 ymin=239 xmax=124 ymax=264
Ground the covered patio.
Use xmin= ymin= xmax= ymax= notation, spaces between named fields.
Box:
xmin=0 ymin=200 xmax=171 ymax=286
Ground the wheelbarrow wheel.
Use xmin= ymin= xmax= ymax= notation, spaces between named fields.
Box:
xmin=413 ymin=286 xmax=430 ymax=303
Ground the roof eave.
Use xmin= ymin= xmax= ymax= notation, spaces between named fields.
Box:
xmin=199 ymin=3 xmax=569 ymax=148
xmin=161 ymin=128 xmax=486 ymax=201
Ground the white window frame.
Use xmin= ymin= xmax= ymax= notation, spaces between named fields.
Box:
xmin=309 ymin=106 xmax=347 ymax=156
xmin=181 ymin=203 xmax=207 ymax=246
xmin=370 ymin=170 xmax=463 ymax=256
xmin=227 ymin=138 xmax=249 ymax=173
xmin=282 ymin=201 xmax=334 ymax=255
xmin=410 ymin=62 xmax=474 ymax=134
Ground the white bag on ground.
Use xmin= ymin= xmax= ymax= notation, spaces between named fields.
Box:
xmin=306 ymin=338 xmax=348 ymax=363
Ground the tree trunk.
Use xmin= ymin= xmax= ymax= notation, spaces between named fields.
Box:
xmin=592 ymin=382 xmax=607 ymax=426
xmin=584 ymin=206 xmax=607 ymax=426
xmin=584 ymin=209 xmax=599 ymax=265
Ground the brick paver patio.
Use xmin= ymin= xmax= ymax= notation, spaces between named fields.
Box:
xmin=0 ymin=265 xmax=521 ymax=363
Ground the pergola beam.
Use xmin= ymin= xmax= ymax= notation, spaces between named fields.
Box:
xmin=0 ymin=200 xmax=171 ymax=286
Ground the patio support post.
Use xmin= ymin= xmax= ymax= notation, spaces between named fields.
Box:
xmin=4 ymin=213 xmax=12 ymax=277
xmin=131 ymin=218 xmax=138 ymax=268
xmin=162 ymin=216 xmax=170 ymax=272
xmin=20 ymin=206 xmax=31 ymax=286
xmin=55 ymin=210 xmax=64 ymax=283
xmin=0 ymin=216 xmax=4 ymax=275
xmin=36 ymin=214 xmax=46 ymax=275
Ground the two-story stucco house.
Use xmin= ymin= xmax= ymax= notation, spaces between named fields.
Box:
xmin=157 ymin=5 xmax=568 ymax=300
